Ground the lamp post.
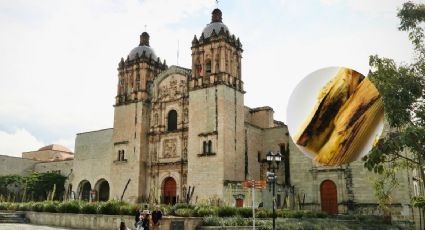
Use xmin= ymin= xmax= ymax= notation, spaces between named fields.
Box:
xmin=266 ymin=151 xmax=282 ymax=230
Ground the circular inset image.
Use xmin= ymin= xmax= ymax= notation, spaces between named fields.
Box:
xmin=286 ymin=67 xmax=384 ymax=166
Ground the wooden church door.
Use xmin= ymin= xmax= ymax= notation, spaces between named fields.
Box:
xmin=320 ymin=180 xmax=338 ymax=214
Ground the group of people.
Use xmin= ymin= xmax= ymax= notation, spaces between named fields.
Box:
xmin=118 ymin=205 xmax=163 ymax=230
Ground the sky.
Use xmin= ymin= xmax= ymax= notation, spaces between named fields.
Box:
xmin=0 ymin=0 xmax=421 ymax=157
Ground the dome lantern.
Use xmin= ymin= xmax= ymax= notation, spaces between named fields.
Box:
xmin=211 ymin=9 xmax=223 ymax=23
xmin=139 ymin=32 xmax=150 ymax=46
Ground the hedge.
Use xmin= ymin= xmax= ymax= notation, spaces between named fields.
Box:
xmin=0 ymin=201 xmax=328 ymax=219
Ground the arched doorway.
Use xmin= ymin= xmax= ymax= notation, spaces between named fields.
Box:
xmin=162 ymin=177 xmax=177 ymax=204
xmin=320 ymin=180 xmax=338 ymax=214
xmin=79 ymin=180 xmax=91 ymax=201
xmin=95 ymin=179 xmax=110 ymax=201
xmin=235 ymin=199 xmax=244 ymax=208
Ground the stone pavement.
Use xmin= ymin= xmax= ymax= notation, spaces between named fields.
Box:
xmin=0 ymin=223 xmax=85 ymax=229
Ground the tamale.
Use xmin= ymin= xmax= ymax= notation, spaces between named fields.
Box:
xmin=294 ymin=68 xmax=364 ymax=153
xmin=314 ymin=78 xmax=384 ymax=165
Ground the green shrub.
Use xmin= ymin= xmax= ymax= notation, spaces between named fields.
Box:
xmin=315 ymin=211 xmax=327 ymax=218
xmin=80 ymin=202 xmax=98 ymax=214
xmin=43 ymin=202 xmax=58 ymax=213
xmin=255 ymin=208 xmax=272 ymax=218
xmin=17 ymin=202 xmax=32 ymax=211
xmin=236 ymin=207 xmax=252 ymax=218
xmin=217 ymin=206 xmax=237 ymax=217
xmin=291 ymin=210 xmax=304 ymax=218
xmin=7 ymin=203 xmax=18 ymax=211
xmin=223 ymin=216 xmax=247 ymax=226
xmin=98 ymin=201 xmax=120 ymax=215
xmin=31 ymin=202 xmax=44 ymax=212
xmin=276 ymin=209 xmax=290 ymax=218
xmin=118 ymin=204 xmax=133 ymax=215
xmin=57 ymin=201 xmax=81 ymax=213
xmin=175 ymin=208 xmax=193 ymax=217
xmin=302 ymin=210 xmax=328 ymax=218
xmin=171 ymin=203 xmax=194 ymax=215
xmin=173 ymin=203 xmax=194 ymax=209
xmin=0 ymin=202 xmax=9 ymax=210
xmin=193 ymin=205 xmax=217 ymax=217
xmin=161 ymin=204 xmax=172 ymax=215
xmin=129 ymin=204 xmax=139 ymax=215
xmin=202 ymin=216 xmax=222 ymax=226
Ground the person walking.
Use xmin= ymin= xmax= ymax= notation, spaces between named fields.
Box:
xmin=136 ymin=213 xmax=146 ymax=230
xmin=144 ymin=210 xmax=152 ymax=230
xmin=152 ymin=205 xmax=163 ymax=230
xmin=137 ymin=210 xmax=151 ymax=230
xmin=119 ymin=221 xmax=130 ymax=230
xmin=135 ymin=208 xmax=141 ymax=228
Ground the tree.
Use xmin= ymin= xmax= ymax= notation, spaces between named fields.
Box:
xmin=363 ymin=1 xmax=425 ymax=174
xmin=0 ymin=172 xmax=66 ymax=202
xmin=362 ymin=1 xmax=425 ymax=222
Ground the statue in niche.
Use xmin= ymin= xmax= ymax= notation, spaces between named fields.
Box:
xmin=154 ymin=113 xmax=159 ymax=125
xmin=184 ymin=109 xmax=188 ymax=122
xmin=163 ymin=139 xmax=177 ymax=158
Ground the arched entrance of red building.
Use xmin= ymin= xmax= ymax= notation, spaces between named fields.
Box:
xmin=320 ymin=180 xmax=338 ymax=214
xmin=162 ymin=177 xmax=177 ymax=205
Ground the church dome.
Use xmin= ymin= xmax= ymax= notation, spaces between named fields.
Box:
xmin=38 ymin=144 xmax=72 ymax=153
xmin=201 ymin=8 xmax=230 ymax=38
xmin=129 ymin=46 xmax=157 ymax=60
xmin=128 ymin=32 xmax=158 ymax=61
xmin=202 ymin=22 xmax=229 ymax=38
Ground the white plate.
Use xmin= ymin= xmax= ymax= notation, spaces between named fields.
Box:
xmin=286 ymin=66 xmax=384 ymax=164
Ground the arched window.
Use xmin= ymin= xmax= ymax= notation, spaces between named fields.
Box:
xmin=118 ymin=150 xmax=126 ymax=161
xmin=203 ymin=141 xmax=208 ymax=154
xmin=206 ymin=60 xmax=212 ymax=74
xmin=167 ymin=110 xmax=178 ymax=131
xmin=208 ymin=140 xmax=212 ymax=153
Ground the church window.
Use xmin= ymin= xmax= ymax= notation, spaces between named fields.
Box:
xmin=118 ymin=150 xmax=126 ymax=161
xmin=257 ymin=151 xmax=261 ymax=162
xmin=208 ymin=140 xmax=212 ymax=153
xmin=203 ymin=141 xmax=208 ymax=154
xmin=206 ymin=60 xmax=212 ymax=74
xmin=167 ymin=110 xmax=178 ymax=131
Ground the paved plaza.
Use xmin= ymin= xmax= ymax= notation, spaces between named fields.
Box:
xmin=0 ymin=224 xmax=83 ymax=230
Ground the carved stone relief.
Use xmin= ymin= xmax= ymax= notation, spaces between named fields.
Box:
xmin=158 ymin=77 xmax=186 ymax=101
xmin=163 ymin=139 xmax=177 ymax=158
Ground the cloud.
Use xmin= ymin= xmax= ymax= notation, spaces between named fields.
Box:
xmin=0 ymin=129 xmax=45 ymax=157
xmin=0 ymin=0 xmax=417 ymax=154
xmin=52 ymin=137 xmax=75 ymax=152
xmin=0 ymin=0 xmax=215 ymax=153
xmin=319 ymin=0 xmax=425 ymax=14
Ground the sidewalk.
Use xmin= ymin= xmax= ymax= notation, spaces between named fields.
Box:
xmin=0 ymin=223 xmax=85 ymax=230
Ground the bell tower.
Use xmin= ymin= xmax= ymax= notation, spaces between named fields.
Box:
xmin=116 ymin=32 xmax=167 ymax=104
xmin=189 ymin=9 xmax=243 ymax=91
xmin=111 ymin=32 xmax=167 ymax=202
xmin=187 ymin=8 xmax=245 ymax=200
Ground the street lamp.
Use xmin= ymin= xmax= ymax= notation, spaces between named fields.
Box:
xmin=266 ymin=151 xmax=282 ymax=230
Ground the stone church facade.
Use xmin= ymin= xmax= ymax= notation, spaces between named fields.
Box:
xmin=4 ymin=8 xmax=413 ymax=220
